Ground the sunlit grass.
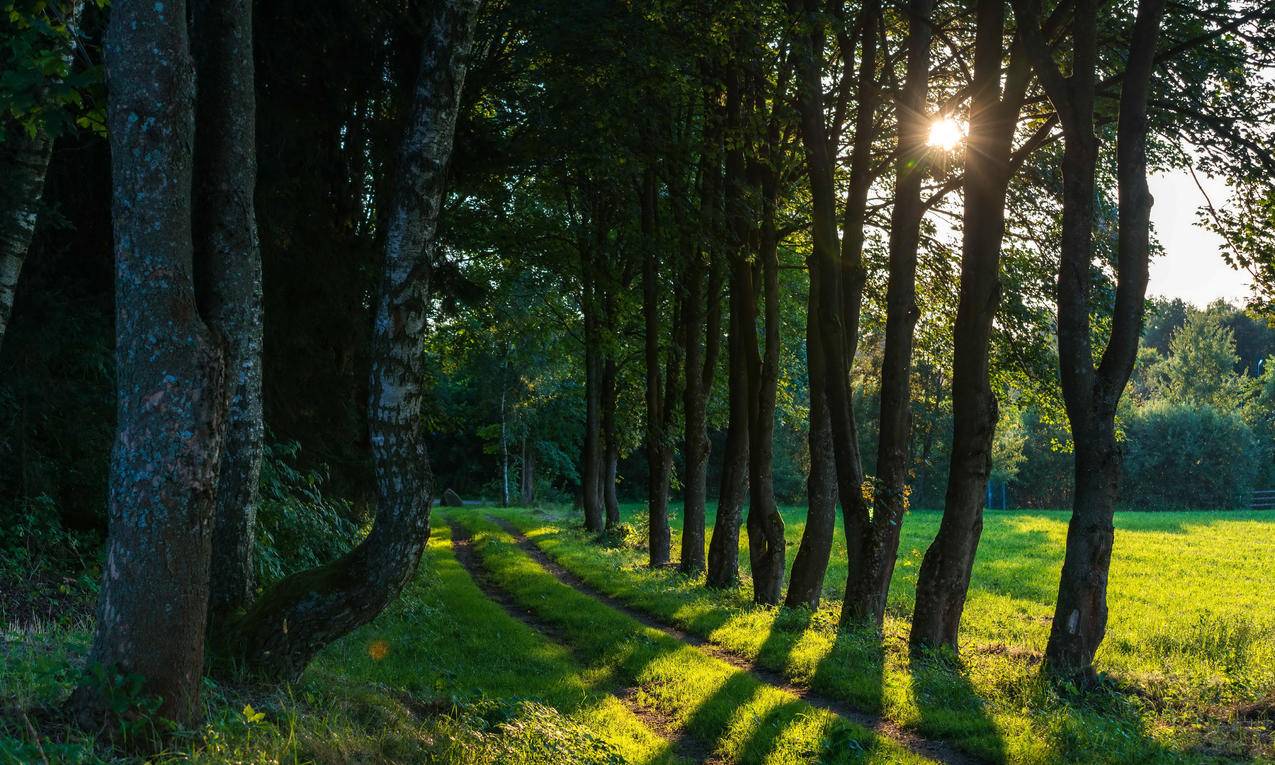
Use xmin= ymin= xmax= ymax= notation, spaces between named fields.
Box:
xmin=1 ymin=524 xmax=676 ymax=764
xmin=454 ymin=513 xmax=937 ymax=764
xmin=486 ymin=504 xmax=1275 ymax=763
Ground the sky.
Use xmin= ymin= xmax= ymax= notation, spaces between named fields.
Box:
xmin=1146 ymin=168 xmax=1250 ymax=307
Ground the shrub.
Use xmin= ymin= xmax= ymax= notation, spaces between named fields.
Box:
xmin=1120 ymin=401 xmax=1260 ymax=510
xmin=254 ymin=441 xmax=362 ymax=586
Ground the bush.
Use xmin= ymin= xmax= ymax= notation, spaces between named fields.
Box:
xmin=1120 ymin=401 xmax=1260 ymax=510
xmin=254 ymin=441 xmax=362 ymax=586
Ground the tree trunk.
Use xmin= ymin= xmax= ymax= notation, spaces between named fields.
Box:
xmin=0 ymin=2 xmax=83 ymax=352
xmin=581 ymin=249 xmax=605 ymax=532
xmin=1011 ymin=0 xmax=1164 ymax=682
xmin=910 ymin=0 xmax=1026 ymax=653
xmin=786 ymin=258 xmax=837 ymax=609
xmin=642 ymin=167 xmax=674 ymax=566
xmin=785 ymin=0 xmax=877 ymax=611
xmin=0 ymin=132 xmax=53 ymax=352
xmin=745 ymin=112 xmax=785 ymax=606
xmin=601 ymin=354 xmax=621 ymax=529
xmin=680 ymin=98 xmax=723 ymax=574
xmin=705 ymin=53 xmax=750 ymax=590
xmin=500 ymin=387 xmax=509 ymax=507
xmin=844 ymin=0 xmax=933 ymax=628
xmin=223 ymin=0 xmax=482 ymax=680
xmin=191 ymin=0 xmax=265 ymax=627
xmin=71 ymin=0 xmax=226 ymax=728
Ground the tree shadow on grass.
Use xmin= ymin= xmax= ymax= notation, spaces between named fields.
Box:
xmin=908 ymin=650 xmax=1006 ymax=763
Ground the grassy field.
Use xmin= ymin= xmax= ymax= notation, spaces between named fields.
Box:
xmin=1 ymin=522 xmax=676 ymax=764
xmin=2 ymin=506 xmax=1271 ymax=763
xmin=486 ymin=503 xmax=1275 ymax=763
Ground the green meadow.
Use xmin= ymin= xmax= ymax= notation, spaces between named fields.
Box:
xmin=3 ymin=506 xmax=1272 ymax=763
xmin=487 ymin=503 xmax=1275 ymax=763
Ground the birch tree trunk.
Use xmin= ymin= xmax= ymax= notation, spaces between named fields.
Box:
xmin=0 ymin=0 xmax=84 ymax=352
xmin=71 ymin=0 xmax=226 ymax=727
xmin=190 ymin=0 xmax=264 ymax=627
xmin=224 ymin=0 xmax=482 ymax=680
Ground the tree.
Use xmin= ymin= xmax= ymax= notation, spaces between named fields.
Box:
xmin=910 ymin=0 xmax=1032 ymax=653
xmin=191 ymin=0 xmax=264 ymax=626
xmin=1147 ymin=310 xmax=1244 ymax=408
xmin=841 ymin=0 xmax=933 ymax=629
xmin=0 ymin=0 xmax=87 ymax=351
xmin=71 ymin=0 xmax=226 ymax=727
xmin=224 ymin=0 xmax=483 ymax=679
xmin=786 ymin=0 xmax=880 ymax=611
xmin=1012 ymin=0 xmax=1167 ymax=683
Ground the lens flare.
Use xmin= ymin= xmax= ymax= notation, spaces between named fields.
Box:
xmin=927 ymin=117 xmax=965 ymax=151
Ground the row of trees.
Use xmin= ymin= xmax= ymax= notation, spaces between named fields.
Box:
xmin=3 ymin=0 xmax=1275 ymax=734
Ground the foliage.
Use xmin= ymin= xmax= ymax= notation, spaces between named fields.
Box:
xmin=1144 ymin=310 xmax=1245 ymax=408
xmin=0 ymin=0 xmax=105 ymax=141
xmin=1121 ymin=401 xmax=1260 ymax=510
xmin=253 ymin=442 xmax=362 ymax=587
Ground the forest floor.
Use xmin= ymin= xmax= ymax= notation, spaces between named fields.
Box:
xmin=1 ymin=505 xmax=1272 ymax=763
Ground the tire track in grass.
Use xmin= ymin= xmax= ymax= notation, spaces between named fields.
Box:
xmin=489 ymin=515 xmax=979 ymax=765
xmin=449 ymin=522 xmax=710 ymax=765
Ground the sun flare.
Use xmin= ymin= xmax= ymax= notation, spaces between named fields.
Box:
xmin=927 ymin=116 xmax=965 ymax=151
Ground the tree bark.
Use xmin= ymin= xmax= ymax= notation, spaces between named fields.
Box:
xmin=223 ymin=0 xmax=482 ymax=680
xmin=580 ymin=245 xmax=605 ymax=532
xmin=705 ymin=50 xmax=750 ymax=590
xmin=843 ymin=0 xmax=933 ymax=628
xmin=1011 ymin=0 xmax=1164 ymax=682
xmin=910 ymin=0 xmax=1029 ymax=653
xmin=680 ymin=89 xmax=723 ymax=574
xmin=642 ymin=166 xmax=674 ymax=566
xmin=71 ymin=0 xmax=226 ymax=727
xmin=520 ymin=436 xmax=536 ymax=505
xmin=786 ymin=257 xmax=837 ymax=609
xmin=191 ymin=0 xmax=264 ymax=627
xmin=745 ymin=93 xmax=787 ymax=605
xmin=786 ymin=0 xmax=877 ymax=611
xmin=0 ymin=1 xmax=83 ymax=352
xmin=601 ymin=353 xmax=621 ymax=529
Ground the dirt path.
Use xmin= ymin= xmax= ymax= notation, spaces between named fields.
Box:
xmin=447 ymin=522 xmax=712 ymax=764
xmin=488 ymin=515 xmax=981 ymax=765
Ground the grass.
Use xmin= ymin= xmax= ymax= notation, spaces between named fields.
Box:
xmin=1 ymin=521 xmax=674 ymax=764
xmin=451 ymin=512 xmax=936 ymax=764
xmin=484 ymin=503 xmax=1275 ymax=764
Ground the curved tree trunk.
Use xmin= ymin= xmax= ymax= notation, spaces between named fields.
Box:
xmin=71 ymin=0 xmax=226 ymax=727
xmin=224 ymin=0 xmax=482 ymax=680
xmin=785 ymin=0 xmax=876 ymax=611
xmin=910 ymin=0 xmax=1027 ymax=653
xmin=191 ymin=0 xmax=265 ymax=627
xmin=1011 ymin=0 xmax=1164 ymax=683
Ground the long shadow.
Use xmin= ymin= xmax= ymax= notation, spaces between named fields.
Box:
xmin=908 ymin=650 xmax=1006 ymax=764
xmin=444 ymin=515 xmax=705 ymax=763
xmin=489 ymin=510 xmax=959 ymax=762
